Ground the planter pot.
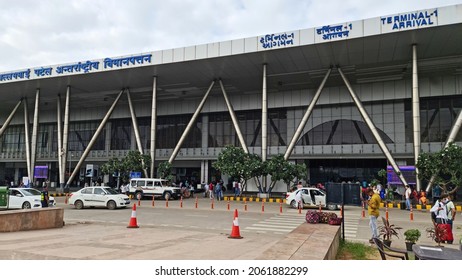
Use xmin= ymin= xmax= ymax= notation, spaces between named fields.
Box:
xmin=383 ymin=240 xmax=392 ymax=247
xmin=405 ymin=241 xmax=415 ymax=251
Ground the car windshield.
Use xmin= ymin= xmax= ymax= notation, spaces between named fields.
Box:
xmin=22 ymin=189 xmax=41 ymax=196
xmin=104 ymin=188 xmax=119 ymax=195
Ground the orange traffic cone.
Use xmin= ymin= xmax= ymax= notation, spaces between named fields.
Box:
xmin=127 ymin=203 xmax=139 ymax=228
xmin=228 ymin=209 xmax=243 ymax=239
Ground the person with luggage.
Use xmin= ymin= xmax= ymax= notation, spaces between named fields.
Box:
xmin=430 ymin=193 xmax=453 ymax=244
xmin=445 ymin=194 xmax=456 ymax=244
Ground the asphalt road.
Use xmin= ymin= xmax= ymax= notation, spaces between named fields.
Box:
xmin=60 ymin=195 xmax=461 ymax=249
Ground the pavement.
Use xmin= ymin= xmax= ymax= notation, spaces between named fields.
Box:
xmin=0 ymin=196 xmax=460 ymax=260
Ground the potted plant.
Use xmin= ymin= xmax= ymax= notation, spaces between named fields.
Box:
xmin=379 ymin=217 xmax=402 ymax=247
xmin=404 ymin=229 xmax=421 ymax=251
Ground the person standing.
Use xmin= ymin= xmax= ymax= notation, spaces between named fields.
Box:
xmin=215 ymin=181 xmax=222 ymax=201
xmin=297 ymin=181 xmax=303 ymax=189
xmin=404 ymin=185 xmax=411 ymax=210
xmin=367 ymin=188 xmax=381 ymax=244
xmin=295 ymin=189 xmax=303 ymax=209
xmin=209 ymin=181 xmax=214 ymax=200
xmin=446 ymin=194 xmax=456 ymax=244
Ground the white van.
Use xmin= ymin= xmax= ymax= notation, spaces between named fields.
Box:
xmin=129 ymin=178 xmax=182 ymax=200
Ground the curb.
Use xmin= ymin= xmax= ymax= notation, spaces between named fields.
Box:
xmin=224 ymin=196 xmax=286 ymax=203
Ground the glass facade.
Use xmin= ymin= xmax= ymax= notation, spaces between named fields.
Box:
xmin=2 ymin=96 xmax=462 ymax=155
xmin=209 ymin=109 xmax=287 ymax=147
xmin=308 ymin=158 xmax=387 ymax=184
xmin=297 ymin=119 xmax=393 ymax=145
xmin=405 ymin=95 xmax=462 ymax=143
xmin=156 ymin=115 xmax=201 ymax=149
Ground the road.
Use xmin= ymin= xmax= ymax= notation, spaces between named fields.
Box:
xmin=61 ymin=195 xmax=460 ymax=248
xmin=1 ymin=195 xmax=460 ymax=260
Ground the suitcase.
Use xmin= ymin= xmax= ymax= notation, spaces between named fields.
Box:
xmin=436 ymin=223 xmax=454 ymax=243
xmin=328 ymin=217 xmax=343 ymax=225
xmin=305 ymin=211 xmax=320 ymax=224
xmin=319 ymin=212 xmax=337 ymax=224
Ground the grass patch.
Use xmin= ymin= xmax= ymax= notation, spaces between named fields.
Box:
xmin=336 ymin=240 xmax=379 ymax=260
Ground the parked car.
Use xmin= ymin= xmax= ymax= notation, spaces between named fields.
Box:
xmin=8 ymin=188 xmax=56 ymax=209
xmin=69 ymin=186 xmax=130 ymax=210
xmin=285 ymin=187 xmax=337 ymax=210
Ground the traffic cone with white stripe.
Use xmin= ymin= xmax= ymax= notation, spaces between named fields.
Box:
xmin=127 ymin=203 xmax=139 ymax=228
xmin=228 ymin=209 xmax=243 ymax=239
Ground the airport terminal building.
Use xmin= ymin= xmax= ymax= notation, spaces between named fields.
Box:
xmin=0 ymin=4 xmax=461 ymax=192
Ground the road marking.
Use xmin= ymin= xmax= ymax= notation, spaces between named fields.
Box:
xmin=244 ymin=214 xmax=305 ymax=234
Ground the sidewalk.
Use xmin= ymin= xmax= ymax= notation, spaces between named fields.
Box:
xmin=0 ymin=216 xmax=339 ymax=260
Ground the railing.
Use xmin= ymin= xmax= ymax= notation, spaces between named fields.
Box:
xmin=0 ymin=142 xmax=450 ymax=161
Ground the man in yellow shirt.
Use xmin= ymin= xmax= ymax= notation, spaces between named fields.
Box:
xmin=368 ymin=188 xmax=381 ymax=243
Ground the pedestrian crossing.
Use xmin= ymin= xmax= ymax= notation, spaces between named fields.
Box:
xmin=242 ymin=213 xmax=307 ymax=234
xmin=241 ymin=210 xmax=362 ymax=237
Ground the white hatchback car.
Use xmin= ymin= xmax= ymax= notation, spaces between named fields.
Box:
xmin=69 ymin=186 xmax=130 ymax=210
xmin=8 ymin=188 xmax=56 ymax=209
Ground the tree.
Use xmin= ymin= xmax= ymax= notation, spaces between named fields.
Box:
xmin=265 ymin=154 xmax=307 ymax=193
xmin=100 ymin=151 xmax=152 ymax=183
xmin=212 ymin=146 xmax=264 ymax=193
xmin=416 ymin=142 xmax=462 ymax=194
xmin=157 ymin=161 xmax=174 ymax=181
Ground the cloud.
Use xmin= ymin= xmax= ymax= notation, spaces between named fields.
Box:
xmin=0 ymin=0 xmax=460 ymax=71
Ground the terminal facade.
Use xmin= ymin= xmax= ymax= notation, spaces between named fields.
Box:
xmin=0 ymin=5 xmax=461 ymax=192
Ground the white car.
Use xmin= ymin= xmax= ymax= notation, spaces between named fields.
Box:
xmin=69 ymin=186 xmax=130 ymax=210
xmin=285 ymin=187 xmax=337 ymax=210
xmin=8 ymin=188 xmax=56 ymax=209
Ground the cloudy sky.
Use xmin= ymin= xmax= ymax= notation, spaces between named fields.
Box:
xmin=0 ymin=0 xmax=460 ymax=72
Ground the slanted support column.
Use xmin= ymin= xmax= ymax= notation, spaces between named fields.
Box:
xmin=30 ymin=89 xmax=40 ymax=182
xmin=150 ymin=76 xmax=157 ymax=178
xmin=127 ymin=88 xmax=148 ymax=178
xmin=0 ymin=99 xmax=22 ymax=137
xmin=284 ymin=68 xmax=332 ymax=160
xmin=412 ymin=45 xmax=421 ymax=191
xmin=425 ymin=109 xmax=462 ymax=193
xmin=168 ymin=80 xmax=216 ymax=164
xmin=219 ymin=79 xmax=249 ymax=153
xmin=338 ymin=67 xmax=408 ymax=186
xmin=66 ymin=89 xmax=124 ymax=188
xmin=23 ymin=99 xmax=31 ymax=182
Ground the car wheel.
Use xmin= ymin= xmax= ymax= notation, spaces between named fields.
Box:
xmin=327 ymin=204 xmax=337 ymax=211
xmin=22 ymin=201 xmax=31 ymax=209
xmin=74 ymin=200 xmax=84 ymax=210
xmin=290 ymin=200 xmax=297 ymax=208
xmin=163 ymin=192 xmax=171 ymax=200
xmin=107 ymin=200 xmax=116 ymax=210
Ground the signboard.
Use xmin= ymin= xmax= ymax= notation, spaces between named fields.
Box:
xmin=380 ymin=9 xmax=438 ymax=33
xmin=34 ymin=166 xmax=48 ymax=178
xmin=130 ymin=172 xmax=142 ymax=179
xmin=85 ymin=164 xmax=99 ymax=178
xmin=387 ymin=165 xmax=416 ymax=185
